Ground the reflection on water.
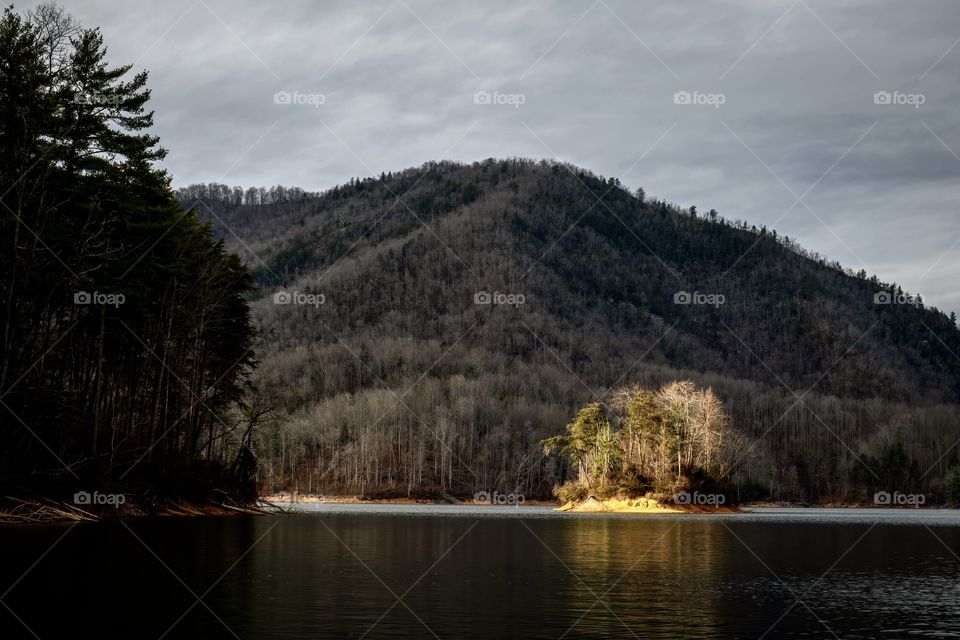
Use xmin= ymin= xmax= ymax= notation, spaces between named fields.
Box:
xmin=1 ymin=508 xmax=959 ymax=639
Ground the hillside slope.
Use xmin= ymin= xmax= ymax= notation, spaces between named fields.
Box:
xmin=181 ymin=159 xmax=960 ymax=501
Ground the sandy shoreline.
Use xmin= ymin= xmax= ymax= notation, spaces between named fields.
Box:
xmin=261 ymin=495 xmax=952 ymax=512
xmin=4 ymin=495 xmax=949 ymax=524
xmin=261 ymin=494 xmax=738 ymax=512
xmin=260 ymin=494 xmax=560 ymax=507
xmin=556 ymin=496 xmax=741 ymax=513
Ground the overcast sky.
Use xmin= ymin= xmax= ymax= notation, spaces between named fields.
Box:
xmin=54 ymin=0 xmax=960 ymax=316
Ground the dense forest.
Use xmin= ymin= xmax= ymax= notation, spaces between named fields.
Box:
xmin=543 ymin=382 xmax=748 ymax=503
xmin=181 ymin=158 xmax=960 ymax=503
xmin=0 ymin=5 xmax=257 ymax=511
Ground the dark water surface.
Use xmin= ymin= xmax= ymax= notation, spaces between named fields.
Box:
xmin=2 ymin=506 xmax=959 ymax=639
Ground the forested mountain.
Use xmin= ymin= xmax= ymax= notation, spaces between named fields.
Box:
xmin=180 ymin=159 xmax=960 ymax=502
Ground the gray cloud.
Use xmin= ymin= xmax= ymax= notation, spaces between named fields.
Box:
xmin=53 ymin=0 xmax=960 ymax=316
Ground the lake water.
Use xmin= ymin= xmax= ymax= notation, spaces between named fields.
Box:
xmin=2 ymin=506 xmax=959 ymax=638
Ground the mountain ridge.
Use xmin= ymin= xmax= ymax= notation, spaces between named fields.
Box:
xmin=181 ymin=158 xmax=960 ymax=402
xmin=179 ymin=158 xmax=960 ymax=501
